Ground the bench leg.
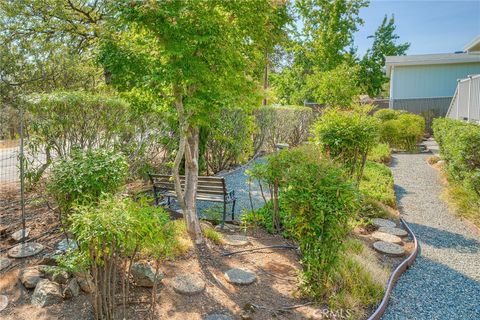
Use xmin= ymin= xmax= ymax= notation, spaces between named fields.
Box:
xmin=231 ymin=200 xmax=236 ymax=221
xmin=221 ymin=201 xmax=227 ymax=229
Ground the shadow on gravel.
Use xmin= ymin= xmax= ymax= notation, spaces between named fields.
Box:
xmin=383 ymin=256 xmax=480 ymax=319
xmin=407 ymin=222 xmax=480 ymax=253
xmin=393 ymin=184 xmax=409 ymax=202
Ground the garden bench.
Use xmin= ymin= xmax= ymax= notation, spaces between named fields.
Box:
xmin=148 ymin=174 xmax=236 ymax=226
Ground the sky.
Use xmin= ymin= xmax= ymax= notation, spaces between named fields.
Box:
xmin=354 ymin=0 xmax=480 ymax=56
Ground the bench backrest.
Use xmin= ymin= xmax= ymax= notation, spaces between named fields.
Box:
xmin=149 ymin=174 xmax=227 ymax=196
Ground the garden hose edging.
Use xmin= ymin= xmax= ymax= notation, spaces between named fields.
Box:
xmin=367 ymin=218 xmax=419 ymax=320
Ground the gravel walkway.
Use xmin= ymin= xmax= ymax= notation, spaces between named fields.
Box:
xmin=382 ymin=140 xmax=480 ymax=320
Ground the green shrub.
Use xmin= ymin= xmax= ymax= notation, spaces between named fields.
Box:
xmin=48 ymin=149 xmax=128 ymax=212
xmin=373 ymin=109 xmax=401 ymax=121
xmin=280 ymin=157 xmax=359 ymax=299
xmin=312 ymin=107 xmax=379 ymax=183
xmin=67 ymin=196 xmax=175 ymax=319
xmin=359 ymin=161 xmax=396 ymax=207
xmin=205 ymin=108 xmax=254 ymax=173
xmin=368 ymin=143 xmax=392 ymax=164
xmin=433 ymin=118 xmax=480 ymax=198
xmin=377 ymin=112 xmax=425 ymax=151
xmin=253 ymin=105 xmax=314 ymax=153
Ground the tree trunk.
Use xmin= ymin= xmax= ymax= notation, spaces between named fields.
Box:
xmin=262 ymin=50 xmax=269 ymax=106
xmin=172 ymin=86 xmax=203 ymax=244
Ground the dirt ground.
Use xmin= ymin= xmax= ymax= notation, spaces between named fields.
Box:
xmin=0 ymin=189 xmax=413 ymax=320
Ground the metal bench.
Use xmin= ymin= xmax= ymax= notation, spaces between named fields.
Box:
xmin=148 ymin=174 xmax=236 ymax=226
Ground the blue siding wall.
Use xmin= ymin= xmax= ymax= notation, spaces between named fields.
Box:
xmin=391 ymin=62 xmax=480 ymax=99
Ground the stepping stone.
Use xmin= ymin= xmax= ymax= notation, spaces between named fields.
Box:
xmin=371 ymin=231 xmax=402 ymax=244
xmin=224 ymin=268 xmax=257 ymax=285
xmin=223 ymin=234 xmax=249 ymax=246
xmin=172 ymin=275 xmax=206 ymax=295
xmin=0 ymin=295 xmax=8 ymax=312
xmin=11 ymin=228 xmax=30 ymax=242
xmin=0 ymin=258 xmax=12 ymax=271
xmin=373 ymin=241 xmax=405 ymax=257
xmin=378 ymin=227 xmax=408 ymax=237
xmin=372 ymin=218 xmax=396 ymax=229
xmin=203 ymin=313 xmax=234 ymax=320
xmin=8 ymin=243 xmax=44 ymax=258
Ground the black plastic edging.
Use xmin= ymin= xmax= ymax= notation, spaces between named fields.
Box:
xmin=367 ymin=218 xmax=419 ymax=320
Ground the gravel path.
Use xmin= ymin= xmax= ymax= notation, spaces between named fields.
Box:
xmin=382 ymin=140 xmax=480 ymax=320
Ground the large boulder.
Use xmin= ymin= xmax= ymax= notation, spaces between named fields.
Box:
xmin=31 ymin=279 xmax=63 ymax=307
xmin=75 ymin=272 xmax=95 ymax=293
xmin=131 ymin=262 xmax=164 ymax=287
xmin=44 ymin=267 xmax=69 ymax=285
xmin=19 ymin=265 xmax=46 ymax=289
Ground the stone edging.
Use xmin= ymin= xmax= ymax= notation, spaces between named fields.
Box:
xmin=367 ymin=218 xmax=419 ymax=320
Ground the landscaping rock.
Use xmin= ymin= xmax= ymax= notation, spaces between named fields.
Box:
xmin=371 ymin=231 xmax=403 ymax=244
xmin=45 ymin=267 xmax=69 ymax=285
xmin=31 ymin=279 xmax=63 ymax=307
xmin=172 ymin=275 xmax=206 ymax=295
xmin=372 ymin=218 xmax=396 ymax=229
xmin=63 ymin=278 xmax=80 ymax=299
xmin=373 ymin=241 xmax=405 ymax=256
xmin=0 ymin=257 xmax=12 ymax=271
xmin=223 ymin=234 xmax=249 ymax=246
xmin=11 ymin=228 xmax=30 ymax=242
xmin=378 ymin=226 xmax=408 ymax=237
xmin=75 ymin=274 xmax=95 ymax=293
xmin=131 ymin=262 xmax=164 ymax=287
xmin=0 ymin=295 xmax=8 ymax=312
xmin=203 ymin=313 xmax=234 ymax=320
xmin=8 ymin=242 xmax=44 ymax=258
xmin=20 ymin=265 xmax=46 ymax=289
xmin=55 ymin=239 xmax=78 ymax=254
xmin=224 ymin=268 xmax=256 ymax=285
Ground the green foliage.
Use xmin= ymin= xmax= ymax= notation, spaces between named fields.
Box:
xmin=280 ymin=154 xmax=359 ymax=299
xmin=305 ymin=62 xmax=361 ymax=107
xmin=358 ymin=198 xmax=390 ymax=219
xmin=368 ymin=143 xmax=392 ymax=164
xmin=253 ymin=105 xmax=314 ymax=153
xmin=359 ymin=161 xmax=396 ymax=207
xmin=201 ymin=225 xmax=223 ymax=245
xmin=375 ymin=110 xmax=425 ymax=151
xmin=359 ymin=15 xmax=410 ymax=97
xmin=433 ymin=118 xmax=480 ymax=200
xmin=312 ymin=107 xmax=379 ymax=182
xmin=205 ymin=108 xmax=255 ymax=173
xmin=68 ymin=195 xmax=176 ymax=319
xmin=48 ymin=149 xmax=128 ymax=212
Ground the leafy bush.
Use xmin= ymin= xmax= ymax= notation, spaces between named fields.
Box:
xmin=68 ymin=196 xmax=176 ymax=319
xmin=205 ymin=108 xmax=254 ymax=173
xmin=253 ymin=105 xmax=314 ymax=153
xmin=433 ymin=118 xmax=480 ymax=200
xmin=312 ymin=107 xmax=379 ymax=183
xmin=48 ymin=149 xmax=128 ymax=212
xmin=368 ymin=143 xmax=392 ymax=164
xmin=26 ymin=91 xmax=173 ymax=183
xmin=280 ymin=155 xmax=359 ymax=299
xmin=376 ymin=110 xmax=425 ymax=151
xmin=359 ymin=161 xmax=396 ymax=207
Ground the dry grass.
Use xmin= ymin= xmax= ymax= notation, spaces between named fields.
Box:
xmin=441 ymin=179 xmax=480 ymax=228
xmin=169 ymin=219 xmax=194 ymax=257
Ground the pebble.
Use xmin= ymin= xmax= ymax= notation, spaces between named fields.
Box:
xmin=11 ymin=228 xmax=30 ymax=242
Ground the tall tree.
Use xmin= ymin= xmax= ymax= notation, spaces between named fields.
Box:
xmin=99 ymin=0 xmax=281 ymax=243
xmin=359 ymin=14 xmax=410 ymax=97
xmin=271 ymin=0 xmax=368 ymax=105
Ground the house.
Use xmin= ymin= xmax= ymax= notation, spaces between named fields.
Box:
xmin=385 ymin=36 xmax=480 ymax=116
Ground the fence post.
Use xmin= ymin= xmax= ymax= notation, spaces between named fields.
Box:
xmin=456 ymin=80 xmax=460 ymax=120
xmin=19 ymin=107 xmax=26 ymax=240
